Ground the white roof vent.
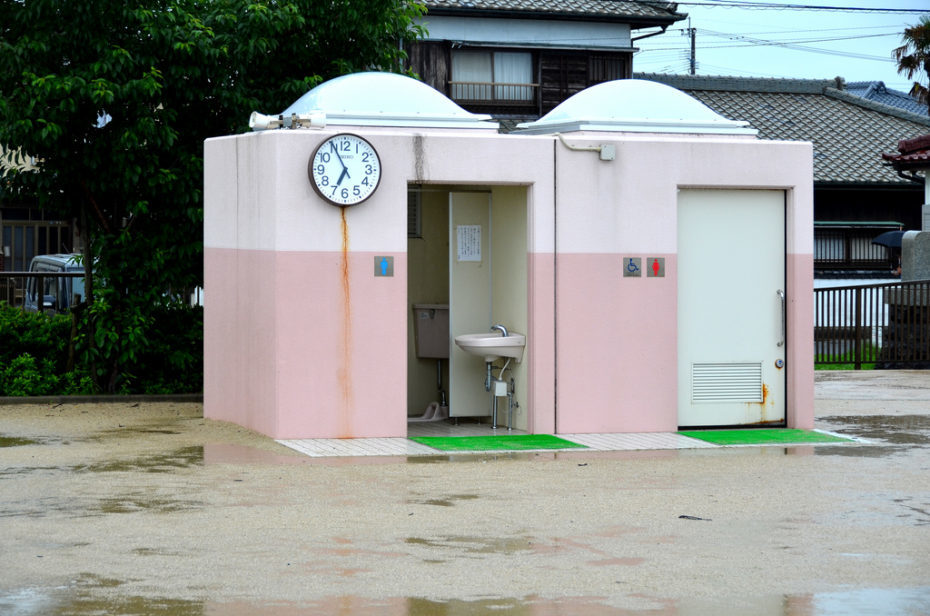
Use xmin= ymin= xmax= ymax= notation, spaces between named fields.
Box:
xmin=517 ymin=79 xmax=755 ymax=135
xmin=250 ymin=72 xmax=497 ymax=130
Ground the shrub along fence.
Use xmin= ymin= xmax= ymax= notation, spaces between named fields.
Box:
xmin=0 ymin=271 xmax=203 ymax=396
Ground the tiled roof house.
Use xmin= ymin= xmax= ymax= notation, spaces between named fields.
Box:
xmin=847 ymin=81 xmax=927 ymax=117
xmin=410 ymin=1 xmax=685 ymax=119
xmin=638 ymin=74 xmax=930 ymax=275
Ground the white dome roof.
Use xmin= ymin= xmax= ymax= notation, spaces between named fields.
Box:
xmin=517 ymin=79 xmax=755 ymax=135
xmin=267 ymin=72 xmax=496 ymax=129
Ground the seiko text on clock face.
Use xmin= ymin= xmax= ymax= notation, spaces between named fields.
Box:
xmin=309 ymin=134 xmax=381 ymax=206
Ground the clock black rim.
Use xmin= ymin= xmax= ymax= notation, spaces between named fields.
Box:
xmin=308 ymin=133 xmax=382 ymax=207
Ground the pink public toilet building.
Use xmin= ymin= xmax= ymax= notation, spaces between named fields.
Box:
xmin=204 ymin=73 xmax=814 ymax=440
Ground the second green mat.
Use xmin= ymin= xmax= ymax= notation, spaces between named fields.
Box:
xmin=679 ymin=429 xmax=851 ymax=446
xmin=410 ymin=434 xmax=588 ymax=452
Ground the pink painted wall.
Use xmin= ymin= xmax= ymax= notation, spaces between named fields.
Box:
xmin=554 ymin=254 xmax=678 ymax=433
xmin=204 ymin=125 xmax=813 ymax=439
xmin=550 ymin=134 xmax=813 ymax=433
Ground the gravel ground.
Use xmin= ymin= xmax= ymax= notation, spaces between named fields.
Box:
xmin=1 ymin=372 xmax=929 ymax=615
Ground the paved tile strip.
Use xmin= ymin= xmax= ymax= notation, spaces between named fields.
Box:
xmin=278 ymin=432 xmax=720 ymax=458
xmin=277 ymin=438 xmax=439 ymax=457
xmin=561 ymin=433 xmax=718 ymax=451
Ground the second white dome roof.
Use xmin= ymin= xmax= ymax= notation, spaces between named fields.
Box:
xmin=517 ymin=79 xmax=755 ymax=135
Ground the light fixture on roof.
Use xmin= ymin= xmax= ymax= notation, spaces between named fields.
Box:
xmin=249 ymin=111 xmax=327 ymax=131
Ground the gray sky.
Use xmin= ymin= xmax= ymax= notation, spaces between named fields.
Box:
xmin=633 ymin=1 xmax=929 ymax=92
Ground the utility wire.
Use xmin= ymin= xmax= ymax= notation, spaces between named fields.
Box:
xmin=659 ymin=1 xmax=929 ymax=13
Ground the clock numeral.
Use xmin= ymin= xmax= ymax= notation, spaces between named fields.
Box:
xmin=365 ymin=165 xmax=373 ymax=175
xmin=361 ymin=152 xmax=369 ymax=162
xmin=320 ymin=176 xmax=329 ymax=187
xmin=353 ymin=186 xmax=361 ymax=197
xmin=316 ymin=164 xmax=325 ymax=175
xmin=320 ymin=152 xmax=331 ymax=163
xmin=341 ymin=140 xmax=351 ymax=152
xmin=361 ymin=177 xmax=369 ymax=186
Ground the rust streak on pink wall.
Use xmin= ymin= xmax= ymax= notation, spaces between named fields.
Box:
xmin=339 ymin=209 xmax=353 ymax=436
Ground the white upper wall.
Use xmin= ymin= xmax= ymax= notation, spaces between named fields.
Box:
xmin=418 ymin=15 xmax=633 ymax=50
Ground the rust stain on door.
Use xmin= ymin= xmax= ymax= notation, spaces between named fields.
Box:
xmin=746 ymin=383 xmax=772 ymax=424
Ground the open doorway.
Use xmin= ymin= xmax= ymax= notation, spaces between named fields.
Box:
xmin=406 ymin=185 xmax=529 ymax=436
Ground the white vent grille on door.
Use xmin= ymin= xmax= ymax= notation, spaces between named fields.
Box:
xmin=692 ymin=362 xmax=763 ymax=403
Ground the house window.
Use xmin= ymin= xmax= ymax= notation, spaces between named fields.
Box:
xmin=589 ymin=55 xmax=625 ymax=84
xmin=814 ymin=222 xmax=900 ymax=271
xmin=450 ymin=50 xmax=535 ymax=104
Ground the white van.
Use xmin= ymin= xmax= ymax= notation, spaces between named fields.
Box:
xmin=23 ymin=253 xmax=86 ymax=314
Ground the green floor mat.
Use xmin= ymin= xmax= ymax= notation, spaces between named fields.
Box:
xmin=410 ymin=434 xmax=588 ymax=452
xmin=679 ymin=429 xmax=852 ymax=446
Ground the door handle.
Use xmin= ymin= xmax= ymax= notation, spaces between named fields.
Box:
xmin=776 ymin=289 xmax=785 ymax=347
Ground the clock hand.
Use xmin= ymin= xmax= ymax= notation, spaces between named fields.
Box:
xmin=330 ymin=143 xmax=351 ymax=188
xmin=331 ymin=142 xmax=350 ymax=174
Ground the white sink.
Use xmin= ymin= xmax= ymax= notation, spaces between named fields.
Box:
xmin=454 ymin=332 xmax=526 ymax=363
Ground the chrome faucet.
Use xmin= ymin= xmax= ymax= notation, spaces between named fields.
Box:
xmin=490 ymin=324 xmax=509 ymax=337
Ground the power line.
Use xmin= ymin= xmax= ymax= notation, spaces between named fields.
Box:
xmin=699 ymin=29 xmax=897 ymax=61
xmin=640 ymin=31 xmax=899 ymax=61
xmin=665 ymin=1 xmax=929 ymax=13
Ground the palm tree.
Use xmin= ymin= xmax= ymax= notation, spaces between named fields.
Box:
xmin=894 ymin=15 xmax=930 ymax=115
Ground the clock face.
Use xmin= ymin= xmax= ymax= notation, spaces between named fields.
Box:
xmin=308 ymin=134 xmax=381 ymax=206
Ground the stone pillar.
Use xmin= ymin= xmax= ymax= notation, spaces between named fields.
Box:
xmin=878 ymin=283 xmax=930 ymax=368
xmin=902 ymin=231 xmax=930 ymax=282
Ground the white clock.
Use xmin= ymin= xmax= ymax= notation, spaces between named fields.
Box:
xmin=308 ymin=134 xmax=381 ymax=206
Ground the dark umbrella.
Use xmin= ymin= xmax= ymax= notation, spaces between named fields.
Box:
xmin=871 ymin=230 xmax=907 ymax=249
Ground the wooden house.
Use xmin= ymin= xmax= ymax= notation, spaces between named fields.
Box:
xmin=407 ymin=0 xmax=685 ymax=121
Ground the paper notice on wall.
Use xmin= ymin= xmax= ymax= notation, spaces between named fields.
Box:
xmin=456 ymin=225 xmax=482 ymax=262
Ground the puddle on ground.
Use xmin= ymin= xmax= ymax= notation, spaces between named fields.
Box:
xmin=816 ymin=415 xmax=930 ymax=457
xmin=405 ymin=535 xmax=535 ymax=556
xmin=0 ymin=435 xmax=40 ymax=447
xmin=3 ymin=587 xmax=930 ymax=615
xmin=407 ymin=494 xmax=480 ymax=507
xmin=73 ymin=446 xmax=204 ymax=474
xmin=92 ymin=495 xmax=203 ymax=515
xmin=822 ymin=414 xmax=930 ymax=444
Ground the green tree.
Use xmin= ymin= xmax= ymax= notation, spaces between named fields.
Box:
xmin=894 ymin=15 xmax=930 ymax=115
xmin=0 ymin=0 xmax=425 ymax=392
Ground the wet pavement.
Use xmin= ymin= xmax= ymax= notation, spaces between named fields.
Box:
xmin=1 ymin=371 xmax=929 ymax=615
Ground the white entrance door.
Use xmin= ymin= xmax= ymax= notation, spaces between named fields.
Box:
xmin=677 ymin=189 xmax=786 ymax=427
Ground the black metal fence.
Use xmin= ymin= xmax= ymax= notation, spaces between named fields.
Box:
xmin=0 ymin=271 xmax=86 ymax=314
xmin=815 ymin=280 xmax=930 ymax=369
xmin=1 ymin=272 xmax=203 ymax=312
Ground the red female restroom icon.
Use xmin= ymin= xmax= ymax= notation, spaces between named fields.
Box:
xmin=647 ymin=257 xmax=665 ymax=277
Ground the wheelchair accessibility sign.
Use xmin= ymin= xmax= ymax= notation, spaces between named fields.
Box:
xmin=623 ymin=257 xmax=642 ymax=277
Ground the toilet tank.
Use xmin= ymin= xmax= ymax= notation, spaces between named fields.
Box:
xmin=412 ymin=304 xmax=449 ymax=359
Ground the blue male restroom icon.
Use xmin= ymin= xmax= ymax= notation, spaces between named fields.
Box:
xmin=375 ymin=256 xmax=394 ymax=277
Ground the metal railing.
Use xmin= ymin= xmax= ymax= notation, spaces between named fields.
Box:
xmin=815 ymin=280 xmax=930 ymax=369
xmin=0 ymin=271 xmax=86 ymax=314
xmin=448 ymin=80 xmax=538 ymax=105
xmin=1 ymin=272 xmax=203 ymax=312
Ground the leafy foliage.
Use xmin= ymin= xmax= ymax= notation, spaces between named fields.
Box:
xmin=0 ymin=0 xmax=425 ymax=393
xmin=894 ymin=15 xmax=930 ymax=114
xmin=0 ymin=303 xmax=198 ymax=395
xmin=0 ymin=305 xmax=94 ymax=395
